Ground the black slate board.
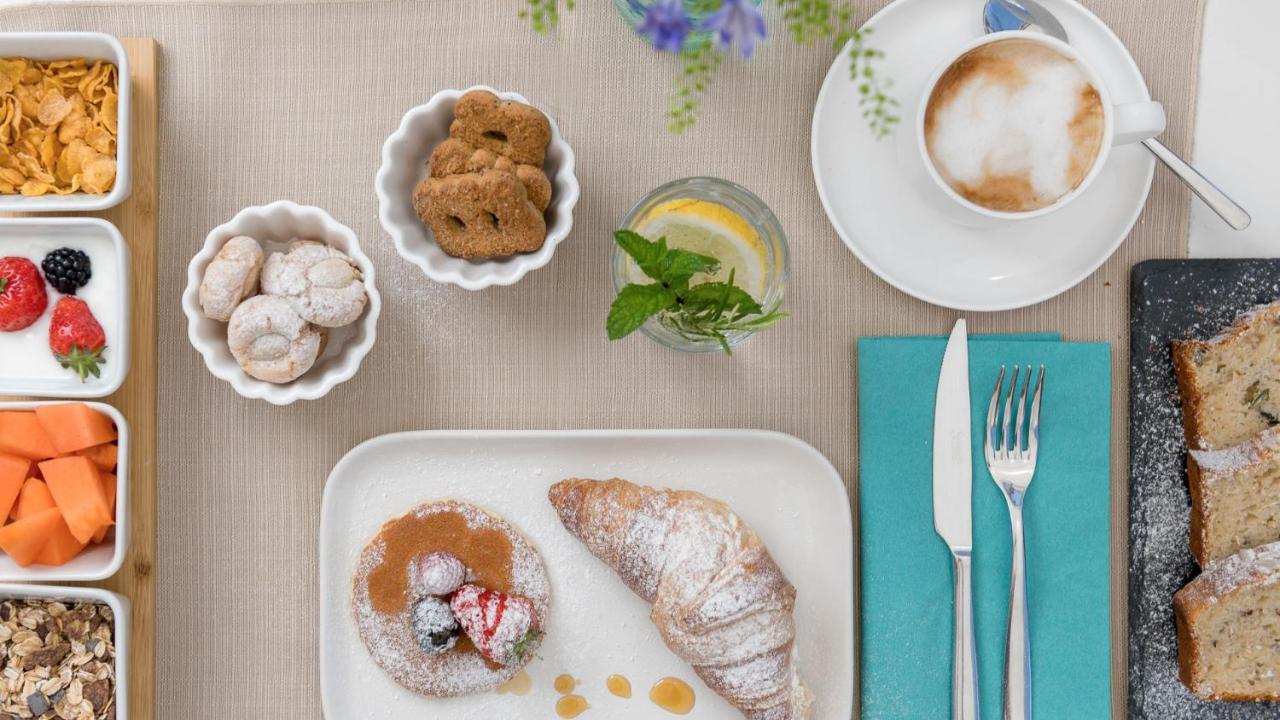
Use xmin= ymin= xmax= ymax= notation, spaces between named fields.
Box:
xmin=1129 ymin=259 xmax=1280 ymax=719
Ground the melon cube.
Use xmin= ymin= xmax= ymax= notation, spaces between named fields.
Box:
xmin=0 ymin=508 xmax=61 ymax=567
xmin=13 ymin=478 xmax=55 ymax=521
xmin=34 ymin=404 xmax=117 ymax=455
xmin=37 ymin=457 xmax=111 ymax=544
xmin=0 ymin=413 xmax=56 ymax=460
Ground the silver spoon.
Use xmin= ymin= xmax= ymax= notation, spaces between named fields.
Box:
xmin=984 ymin=0 xmax=1251 ymax=230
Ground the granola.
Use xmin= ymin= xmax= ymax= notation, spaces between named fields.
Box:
xmin=0 ymin=600 xmax=115 ymax=720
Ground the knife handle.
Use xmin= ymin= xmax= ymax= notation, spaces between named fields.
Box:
xmin=952 ymin=551 xmax=981 ymax=720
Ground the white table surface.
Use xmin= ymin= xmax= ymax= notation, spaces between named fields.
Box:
xmin=1190 ymin=0 xmax=1279 ymax=257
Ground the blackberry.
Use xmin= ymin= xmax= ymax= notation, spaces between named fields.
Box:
xmin=41 ymin=248 xmax=92 ymax=295
xmin=411 ymin=597 xmax=460 ymax=655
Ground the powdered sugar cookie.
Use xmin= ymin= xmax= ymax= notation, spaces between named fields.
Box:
xmin=198 ymin=235 xmax=264 ymax=322
xmin=227 ymin=294 xmax=322 ymax=384
xmin=352 ymin=500 xmax=551 ymax=698
xmin=261 ymin=240 xmax=368 ymax=328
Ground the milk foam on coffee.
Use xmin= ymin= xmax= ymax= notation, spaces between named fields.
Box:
xmin=924 ymin=39 xmax=1105 ymax=213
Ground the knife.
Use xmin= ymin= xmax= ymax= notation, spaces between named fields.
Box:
xmin=934 ymin=319 xmax=980 ymax=720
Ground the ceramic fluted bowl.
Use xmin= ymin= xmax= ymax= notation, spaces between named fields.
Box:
xmin=375 ymin=85 xmax=579 ymax=290
xmin=182 ymin=201 xmax=381 ymax=405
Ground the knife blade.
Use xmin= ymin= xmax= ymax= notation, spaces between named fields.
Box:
xmin=934 ymin=319 xmax=973 ymax=550
xmin=933 ymin=318 xmax=980 ymax=720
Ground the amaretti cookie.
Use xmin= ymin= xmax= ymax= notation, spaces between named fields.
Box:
xmin=199 ymin=236 xmax=264 ymax=322
xmin=227 ymin=295 xmax=323 ymax=384
xmin=260 ymin=240 xmax=368 ymax=328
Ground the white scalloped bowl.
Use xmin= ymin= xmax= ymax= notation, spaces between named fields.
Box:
xmin=376 ymin=86 xmax=579 ymax=289
xmin=182 ymin=201 xmax=381 ymax=405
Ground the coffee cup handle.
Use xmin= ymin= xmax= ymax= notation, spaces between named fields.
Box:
xmin=1112 ymin=101 xmax=1166 ymax=146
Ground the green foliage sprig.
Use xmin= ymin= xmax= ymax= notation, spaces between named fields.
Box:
xmin=607 ymin=230 xmax=787 ymax=355
xmin=519 ymin=0 xmax=897 ymax=137
xmin=521 ymin=0 xmax=574 ymax=33
xmin=843 ymin=26 xmax=898 ymax=138
xmin=668 ymin=43 xmax=723 ymax=133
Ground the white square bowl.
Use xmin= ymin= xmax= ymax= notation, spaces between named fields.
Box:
xmin=0 ymin=218 xmax=131 ymax=398
xmin=0 ymin=401 xmax=128 ymax=582
xmin=0 ymin=583 xmax=129 ymax=719
xmin=182 ymin=201 xmax=382 ymax=405
xmin=376 ymin=86 xmax=579 ymax=290
xmin=0 ymin=33 xmax=132 ymax=213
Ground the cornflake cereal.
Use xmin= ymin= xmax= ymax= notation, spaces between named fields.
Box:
xmin=0 ymin=599 xmax=116 ymax=720
xmin=0 ymin=58 xmax=118 ymax=196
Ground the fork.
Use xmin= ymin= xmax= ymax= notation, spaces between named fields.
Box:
xmin=984 ymin=365 xmax=1045 ymax=720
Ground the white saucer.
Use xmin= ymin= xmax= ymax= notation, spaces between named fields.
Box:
xmin=811 ymin=0 xmax=1156 ymax=311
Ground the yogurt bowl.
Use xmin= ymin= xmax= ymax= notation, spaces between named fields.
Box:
xmin=0 ymin=218 xmax=130 ymax=398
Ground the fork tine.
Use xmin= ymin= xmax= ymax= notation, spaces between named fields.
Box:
xmin=1027 ymin=365 xmax=1045 ymax=458
xmin=1001 ymin=365 xmax=1018 ymax=458
xmin=985 ymin=366 xmax=1006 ymax=461
xmin=1014 ymin=364 xmax=1030 ymax=455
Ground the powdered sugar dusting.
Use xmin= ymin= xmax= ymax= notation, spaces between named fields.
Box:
xmin=1191 ymin=541 xmax=1280 ymax=600
xmin=1190 ymin=426 xmax=1280 ymax=477
xmin=351 ymin=500 xmax=550 ymax=698
xmin=1129 ymin=260 xmax=1280 ymax=718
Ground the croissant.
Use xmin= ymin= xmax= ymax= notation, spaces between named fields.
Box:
xmin=548 ymin=478 xmax=812 ymax=720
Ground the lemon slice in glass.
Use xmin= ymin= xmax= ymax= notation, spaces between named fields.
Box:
xmin=630 ymin=198 xmax=769 ymax=297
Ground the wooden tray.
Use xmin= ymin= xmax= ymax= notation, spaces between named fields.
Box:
xmin=2 ymin=38 xmax=156 ymax=719
xmin=1128 ymin=259 xmax=1280 ymax=719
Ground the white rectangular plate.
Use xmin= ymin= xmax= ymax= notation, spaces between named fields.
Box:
xmin=320 ymin=429 xmax=853 ymax=719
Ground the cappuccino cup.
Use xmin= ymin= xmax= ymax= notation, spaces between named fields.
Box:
xmin=910 ymin=31 xmax=1165 ymax=226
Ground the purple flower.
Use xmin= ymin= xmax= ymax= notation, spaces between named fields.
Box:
xmin=703 ymin=0 xmax=767 ymax=58
xmin=638 ymin=0 xmax=693 ymax=54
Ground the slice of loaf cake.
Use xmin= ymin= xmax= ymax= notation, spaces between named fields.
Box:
xmin=1173 ymin=301 xmax=1280 ymax=451
xmin=1175 ymin=541 xmax=1280 ymax=700
xmin=1189 ymin=425 xmax=1280 ymax=566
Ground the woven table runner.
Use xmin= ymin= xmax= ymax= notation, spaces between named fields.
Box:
xmin=0 ymin=1 xmax=1205 ymax=716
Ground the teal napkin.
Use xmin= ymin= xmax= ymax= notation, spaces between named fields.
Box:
xmin=857 ymin=335 xmax=1111 ymax=719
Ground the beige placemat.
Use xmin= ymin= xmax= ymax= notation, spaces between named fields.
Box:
xmin=0 ymin=1 xmax=1204 ymax=716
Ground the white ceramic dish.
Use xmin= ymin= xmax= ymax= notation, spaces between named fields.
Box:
xmin=0 ymin=32 xmax=131 ymax=213
xmin=182 ymin=201 xmax=381 ymax=406
xmin=0 ymin=218 xmax=130 ymax=398
xmin=0 ymin=401 xmax=127 ymax=582
xmin=319 ymin=429 xmax=853 ymax=719
xmin=376 ymin=86 xmax=579 ymax=290
xmin=810 ymin=0 xmax=1156 ymax=311
xmin=0 ymin=583 xmax=129 ymax=719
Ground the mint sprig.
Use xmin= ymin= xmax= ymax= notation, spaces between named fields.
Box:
xmin=607 ymin=230 xmax=787 ymax=355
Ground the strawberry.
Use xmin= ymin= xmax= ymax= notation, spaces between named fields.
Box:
xmin=48 ymin=297 xmax=106 ymax=381
xmin=0 ymin=257 xmax=48 ymax=331
xmin=449 ymin=584 xmax=542 ymax=666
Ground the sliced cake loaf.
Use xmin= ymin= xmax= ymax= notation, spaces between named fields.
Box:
xmin=1172 ymin=301 xmax=1280 ymax=451
xmin=1189 ymin=425 xmax=1280 ymax=566
xmin=1175 ymin=540 xmax=1280 ymax=700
